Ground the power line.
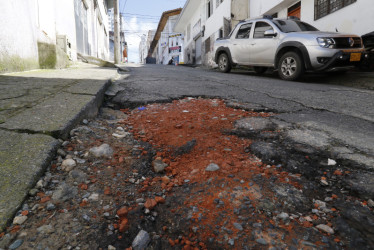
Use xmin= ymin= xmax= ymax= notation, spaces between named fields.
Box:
xmin=123 ymin=19 xmax=143 ymax=38
xmin=121 ymin=0 xmax=128 ymax=13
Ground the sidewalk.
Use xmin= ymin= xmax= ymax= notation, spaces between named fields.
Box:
xmin=0 ymin=62 xmax=123 ymax=231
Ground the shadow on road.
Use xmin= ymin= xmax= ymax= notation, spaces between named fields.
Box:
xmin=221 ymin=68 xmax=374 ymax=90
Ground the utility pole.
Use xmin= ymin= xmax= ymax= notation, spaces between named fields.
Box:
xmin=114 ymin=0 xmax=120 ymax=64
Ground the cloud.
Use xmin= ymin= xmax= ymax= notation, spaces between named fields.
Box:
xmin=125 ymin=17 xmax=157 ymax=63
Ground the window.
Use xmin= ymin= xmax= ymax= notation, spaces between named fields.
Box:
xmin=236 ymin=23 xmax=252 ymax=39
xmin=253 ymin=22 xmax=273 ymax=39
xmin=315 ymin=0 xmax=357 ymax=20
xmin=207 ymin=1 xmax=213 ymax=18
xmin=205 ymin=37 xmax=211 ymax=53
xmin=272 ymin=20 xmax=319 ymax=33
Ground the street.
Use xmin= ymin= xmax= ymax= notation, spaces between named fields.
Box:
xmin=1 ymin=64 xmax=373 ymax=249
xmin=112 ymin=64 xmax=374 ymax=165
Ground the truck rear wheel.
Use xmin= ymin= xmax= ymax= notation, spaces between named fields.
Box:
xmin=218 ymin=53 xmax=232 ymax=73
xmin=278 ymin=52 xmax=304 ymax=81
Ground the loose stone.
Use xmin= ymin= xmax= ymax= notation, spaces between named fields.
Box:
xmin=89 ymin=144 xmax=113 ymax=158
xmin=205 ymin=163 xmax=220 ymax=172
xmin=82 ymin=214 xmax=90 ymax=222
xmin=8 ymin=239 xmax=23 ymax=250
xmin=256 ymin=238 xmax=268 ymax=245
xmin=368 ymin=199 xmax=374 ymax=208
xmin=316 ymin=224 xmax=334 ymax=234
xmin=36 ymin=180 xmax=44 ymax=189
xmin=37 ymin=225 xmax=54 ymax=234
xmin=13 ymin=216 xmax=27 ymax=225
xmin=327 ymin=159 xmax=337 ymax=166
xmin=228 ymin=239 xmax=235 ymax=246
xmin=277 ymin=212 xmax=289 ymax=221
xmin=61 ymin=159 xmax=76 ymax=172
xmin=152 ymin=159 xmax=168 ymax=173
xmin=89 ymin=193 xmax=99 ymax=201
xmin=233 ymin=222 xmax=243 ymax=231
xmin=132 ymin=230 xmax=150 ymax=250
xmin=46 ymin=203 xmax=56 ymax=211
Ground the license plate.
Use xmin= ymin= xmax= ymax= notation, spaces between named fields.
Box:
xmin=350 ymin=53 xmax=361 ymax=62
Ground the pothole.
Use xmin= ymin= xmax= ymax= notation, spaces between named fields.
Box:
xmin=1 ymin=97 xmax=373 ymax=249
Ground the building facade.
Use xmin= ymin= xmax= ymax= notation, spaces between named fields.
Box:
xmin=249 ymin=0 xmax=373 ymax=36
xmin=147 ymin=9 xmax=183 ymax=64
xmin=174 ymin=0 xmax=373 ymax=67
xmin=139 ymin=30 xmax=157 ymax=64
xmin=0 ymin=0 xmax=112 ymax=73
xmin=139 ymin=35 xmax=147 ymax=64
xmin=156 ymin=15 xmax=184 ymax=65
xmin=174 ymin=0 xmax=248 ymax=66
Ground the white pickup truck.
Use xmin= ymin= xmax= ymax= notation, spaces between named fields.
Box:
xmin=214 ymin=16 xmax=366 ymax=81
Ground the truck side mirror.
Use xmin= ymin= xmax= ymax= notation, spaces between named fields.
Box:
xmin=264 ymin=29 xmax=277 ymax=37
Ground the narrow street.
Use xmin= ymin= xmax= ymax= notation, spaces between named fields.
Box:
xmin=1 ymin=65 xmax=373 ymax=249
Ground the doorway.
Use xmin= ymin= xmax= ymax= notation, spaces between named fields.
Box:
xmin=195 ymin=36 xmax=202 ymax=64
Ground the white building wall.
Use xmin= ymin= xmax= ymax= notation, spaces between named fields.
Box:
xmin=55 ymin=0 xmax=78 ymax=61
xmin=0 ymin=0 xmax=111 ymax=72
xmin=97 ymin=0 xmax=109 ymax=60
xmin=181 ymin=2 xmax=205 ymax=64
xmin=204 ymin=0 xmax=231 ymax=39
xmin=37 ymin=0 xmax=57 ymax=43
xmin=0 ymin=0 xmax=39 ymax=64
xmin=250 ymin=0 xmax=373 ymax=36
xmin=204 ymin=0 xmax=232 ymax=66
xmin=303 ymin=0 xmax=373 ymax=36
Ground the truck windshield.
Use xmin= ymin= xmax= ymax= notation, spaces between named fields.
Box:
xmin=272 ymin=20 xmax=319 ymax=33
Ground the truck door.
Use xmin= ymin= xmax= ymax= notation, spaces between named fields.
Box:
xmin=230 ymin=23 xmax=253 ymax=65
xmin=249 ymin=21 xmax=279 ymax=66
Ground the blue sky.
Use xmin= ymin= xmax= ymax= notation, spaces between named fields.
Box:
xmin=119 ymin=0 xmax=186 ymax=63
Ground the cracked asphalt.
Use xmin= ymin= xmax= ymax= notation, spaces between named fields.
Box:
xmin=111 ymin=64 xmax=374 ymax=168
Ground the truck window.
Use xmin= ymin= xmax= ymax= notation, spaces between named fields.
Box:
xmin=254 ymin=22 xmax=274 ymax=39
xmin=236 ymin=23 xmax=252 ymax=39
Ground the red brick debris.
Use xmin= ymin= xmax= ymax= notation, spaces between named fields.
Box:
xmin=117 ymin=98 xmax=336 ymax=248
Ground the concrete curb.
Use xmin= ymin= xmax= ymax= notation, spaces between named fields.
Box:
xmin=57 ymin=79 xmax=112 ymax=139
xmin=0 ymin=72 xmax=115 ymax=231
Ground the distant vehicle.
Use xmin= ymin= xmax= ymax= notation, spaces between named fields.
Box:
xmin=214 ymin=16 xmax=366 ymax=81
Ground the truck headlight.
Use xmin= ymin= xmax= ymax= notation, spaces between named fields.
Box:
xmin=317 ymin=38 xmax=336 ymax=48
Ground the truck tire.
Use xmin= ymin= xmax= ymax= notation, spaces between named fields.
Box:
xmin=218 ymin=53 xmax=232 ymax=73
xmin=278 ymin=51 xmax=304 ymax=81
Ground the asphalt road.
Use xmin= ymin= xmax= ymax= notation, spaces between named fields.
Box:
xmin=112 ymin=64 xmax=374 ymax=169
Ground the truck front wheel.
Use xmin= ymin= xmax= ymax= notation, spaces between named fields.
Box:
xmin=278 ymin=52 xmax=304 ymax=81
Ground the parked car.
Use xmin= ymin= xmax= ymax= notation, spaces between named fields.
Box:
xmin=214 ymin=16 xmax=366 ymax=81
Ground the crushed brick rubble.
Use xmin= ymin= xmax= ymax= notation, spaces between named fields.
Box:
xmin=1 ymin=98 xmax=373 ymax=249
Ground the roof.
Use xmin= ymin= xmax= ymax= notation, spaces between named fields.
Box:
xmin=148 ymin=8 xmax=182 ymax=57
